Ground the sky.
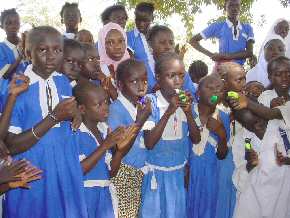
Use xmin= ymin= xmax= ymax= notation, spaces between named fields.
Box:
xmin=0 ymin=0 xmax=289 ymax=70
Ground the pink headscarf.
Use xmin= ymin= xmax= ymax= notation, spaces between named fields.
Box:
xmin=98 ymin=22 xmax=130 ymax=71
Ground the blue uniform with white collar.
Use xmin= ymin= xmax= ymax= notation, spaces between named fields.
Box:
xmin=201 ymin=19 xmax=254 ymax=65
xmin=76 ymin=123 xmax=116 ymax=218
xmin=3 ymin=65 xmax=88 ymax=218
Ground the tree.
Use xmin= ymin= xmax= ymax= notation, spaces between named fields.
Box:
xmin=118 ymin=0 xmax=289 ymax=36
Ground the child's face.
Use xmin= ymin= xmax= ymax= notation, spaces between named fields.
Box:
xmin=119 ymin=65 xmax=148 ymax=101
xmin=157 ymin=59 xmax=185 ymax=95
xmin=264 ymin=40 xmax=285 ymax=62
xmin=2 ymin=14 xmax=20 ymax=36
xmin=226 ymin=0 xmax=240 ymax=21
xmin=226 ymin=68 xmax=246 ymax=92
xmin=61 ymin=48 xmax=84 ymax=81
xmin=135 ymin=11 xmax=153 ymax=34
xmin=82 ymin=88 xmax=109 ymax=123
xmin=105 ymin=29 xmax=126 ymax=61
xmin=109 ymin=9 xmax=128 ymax=29
xmin=269 ymin=62 xmax=290 ymax=93
xmin=30 ymin=33 xmax=63 ymax=78
xmin=63 ymin=7 xmax=81 ymax=30
xmin=245 ymin=82 xmax=264 ymax=100
xmin=150 ymin=31 xmax=175 ymax=59
xmin=82 ymin=47 xmax=101 ymax=80
xmin=76 ymin=31 xmax=94 ymax=44
xmin=274 ymin=20 xmax=289 ymax=39
xmin=198 ymin=77 xmax=224 ymax=106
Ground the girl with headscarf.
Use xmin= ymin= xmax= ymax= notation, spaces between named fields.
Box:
xmin=246 ymin=19 xmax=289 ymax=87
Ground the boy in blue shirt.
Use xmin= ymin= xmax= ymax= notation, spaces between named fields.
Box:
xmin=190 ymin=0 xmax=254 ymax=65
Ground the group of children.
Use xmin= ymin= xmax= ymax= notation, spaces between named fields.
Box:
xmin=0 ymin=0 xmax=289 ymax=218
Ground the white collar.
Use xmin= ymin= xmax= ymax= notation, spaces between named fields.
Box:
xmin=63 ymin=32 xmax=75 ymax=39
xmin=117 ymin=92 xmax=137 ymax=120
xmin=24 ymin=64 xmax=61 ymax=85
xmin=226 ymin=19 xmax=242 ymax=30
xmin=79 ymin=122 xmax=108 ymax=143
xmin=3 ymin=38 xmax=17 ymax=50
xmin=156 ymin=90 xmax=169 ymax=108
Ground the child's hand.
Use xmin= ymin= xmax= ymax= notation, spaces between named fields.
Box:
xmin=0 ymin=140 xmax=10 ymax=160
xmin=135 ymin=98 xmax=152 ymax=126
xmin=211 ymin=53 xmax=227 ymax=62
xmin=71 ymin=108 xmax=82 ymax=131
xmin=227 ymin=94 xmax=248 ymax=110
xmin=53 ymin=97 xmax=77 ymax=122
xmin=270 ymin=97 xmax=286 ymax=108
xmin=165 ymin=95 xmax=179 ymax=116
xmin=116 ymin=124 xmax=139 ymax=152
xmin=178 ymin=92 xmax=193 ymax=114
xmin=9 ymin=75 xmax=30 ymax=97
xmin=245 ymin=149 xmax=259 ymax=168
xmin=8 ymin=164 xmax=42 ymax=189
xmin=102 ymin=126 xmax=126 ymax=150
xmin=276 ymin=150 xmax=290 ymax=166
xmin=206 ymin=117 xmax=226 ymax=140
xmin=0 ymin=159 xmax=29 ymax=184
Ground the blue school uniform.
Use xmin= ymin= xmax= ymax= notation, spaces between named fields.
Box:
xmin=0 ymin=40 xmax=28 ymax=112
xmin=77 ymin=122 xmax=117 ymax=218
xmin=215 ymin=111 xmax=236 ymax=218
xmin=107 ymin=92 xmax=147 ymax=169
xmin=139 ymin=90 xmax=191 ymax=218
xmin=3 ymin=65 xmax=88 ymax=218
xmin=127 ymin=28 xmax=154 ymax=71
xmin=187 ymin=106 xmax=231 ymax=218
xmin=201 ymin=19 xmax=254 ymax=65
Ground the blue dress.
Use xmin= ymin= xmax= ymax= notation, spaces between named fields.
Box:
xmin=0 ymin=41 xmax=28 ymax=112
xmin=139 ymin=91 xmax=191 ymax=218
xmin=3 ymin=66 xmax=88 ymax=218
xmin=187 ymin=107 xmax=231 ymax=218
xmin=215 ymin=112 xmax=236 ymax=218
xmin=77 ymin=123 xmax=116 ymax=218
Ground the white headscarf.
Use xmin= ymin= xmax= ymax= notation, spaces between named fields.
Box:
xmin=247 ymin=19 xmax=289 ymax=87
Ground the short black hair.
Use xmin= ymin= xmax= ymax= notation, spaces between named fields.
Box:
xmin=147 ymin=25 xmax=173 ymax=42
xmin=63 ymin=38 xmax=83 ymax=56
xmin=101 ymin=5 xmax=127 ymax=24
xmin=198 ymin=74 xmax=223 ymax=90
xmin=264 ymin=38 xmax=284 ymax=50
xmin=267 ymin=55 xmax=290 ymax=75
xmin=135 ymin=2 xmax=154 ymax=14
xmin=60 ymin=2 xmax=80 ymax=18
xmin=188 ymin=60 xmax=208 ymax=79
xmin=73 ymin=81 xmax=104 ymax=105
xmin=116 ymin=58 xmax=145 ymax=82
xmin=0 ymin=8 xmax=18 ymax=27
xmin=155 ymin=52 xmax=183 ymax=76
xmin=27 ymin=26 xmax=62 ymax=50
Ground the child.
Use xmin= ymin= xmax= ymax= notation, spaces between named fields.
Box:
xmin=139 ymin=53 xmax=200 ymax=218
xmin=146 ymin=25 xmax=195 ymax=94
xmin=61 ymin=38 xmax=85 ymax=85
xmin=258 ymin=56 xmax=290 ymax=107
xmin=73 ymin=82 xmax=138 ymax=218
xmin=247 ymin=38 xmax=286 ymax=87
xmin=187 ymin=75 xmax=229 ymax=218
xmin=108 ymin=58 xmax=152 ymax=218
xmin=76 ymin=29 xmax=94 ymax=45
xmin=188 ymin=60 xmax=208 ymax=85
xmin=3 ymin=26 xmax=87 ymax=218
xmin=60 ymin=2 xmax=82 ymax=39
xmin=244 ymin=81 xmax=264 ymax=101
xmin=81 ymin=43 xmax=117 ymax=100
xmin=190 ymin=0 xmax=254 ymax=66
xmin=127 ymin=2 xmax=154 ymax=67
xmin=101 ymin=4 xmax=128 ymax=29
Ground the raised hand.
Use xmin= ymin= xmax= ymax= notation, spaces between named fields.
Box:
xmin=71 ymin=108 xmax=82 ymax=131
xmin=270 ymin=97 xmax=286 ymax=108
xmin=135 ymin=98 xmax=152 ymax=126
xmin=9 ymin=74 xmax=30 ymax=96
xmin=53 ymin=97 xmax=77 ymax=122
xmin=116 ymin=124 xmax=139 ymax=152
xmin=102 ymin=126 xmax=126 ymax=150
xmin=178 ymin=91 xmax=193 ymax=114
xmin=8 ymin=164 xmax=42 ymax=189
xmin=227 ymin=94 xmax=248 ymax=110
xmin=0 ymin=140 xmax=10 ymax=160
xmin=165 ymin=94 xmax=179 ymax=116
xmin=207 ymin=117 xmax=226 ymax=140
xmin=245 ymin=149 xmax=259 ymax=168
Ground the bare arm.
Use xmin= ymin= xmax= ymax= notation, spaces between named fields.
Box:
xmin=247 ymin=99 xmax=282 ymax=120
xmin=189 ymin=34 xmax=214 ymax=58
xmin=222 ymin=40 xmax=254 ymax=60
xmin=2 ymin=57 xmax=22 ymax=79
